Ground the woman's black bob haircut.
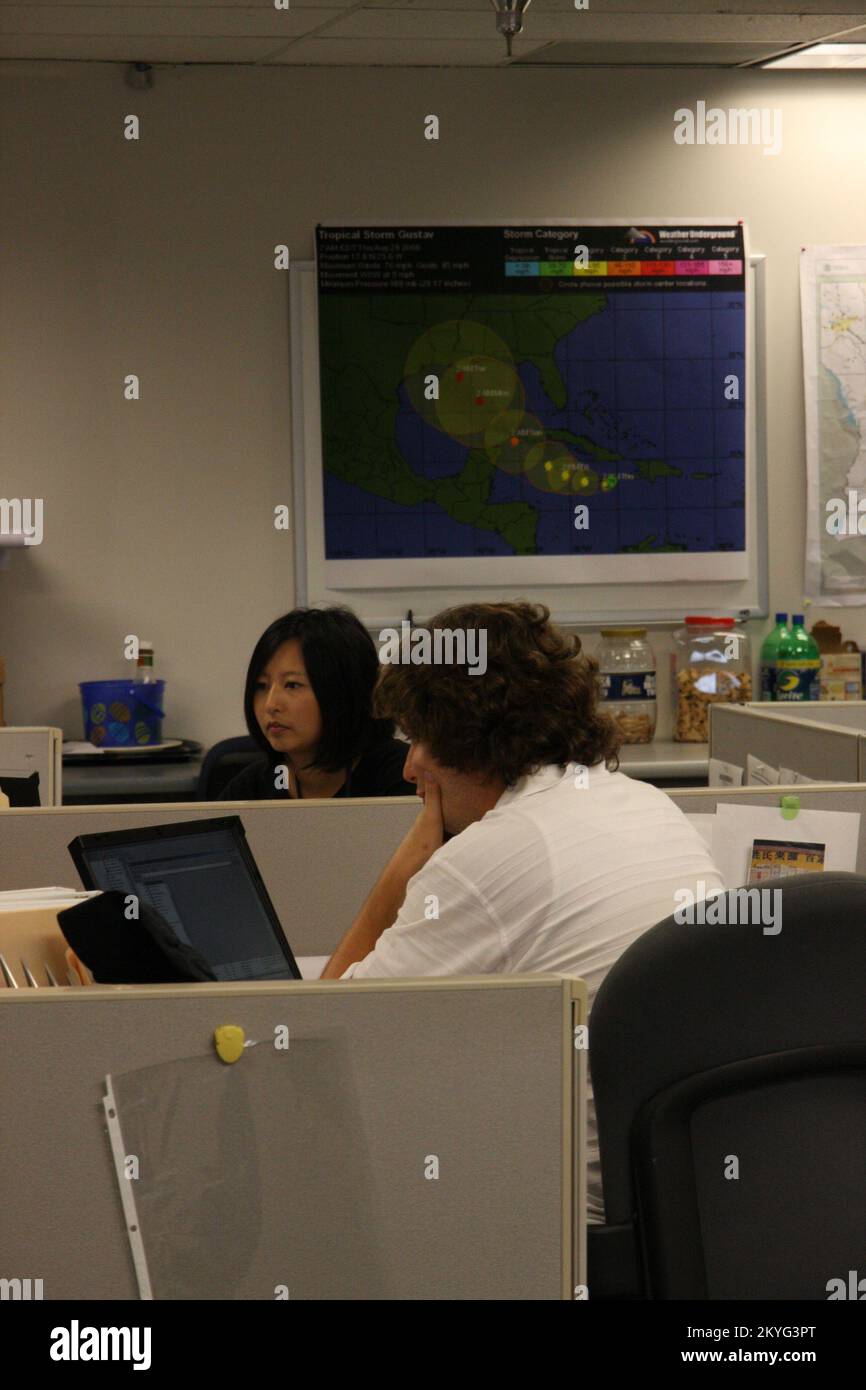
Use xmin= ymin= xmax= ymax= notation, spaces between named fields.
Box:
xmin=243 ymin=607 xmax=394 ymax=773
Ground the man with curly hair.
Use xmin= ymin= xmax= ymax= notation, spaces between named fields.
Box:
xmin=322 ymin=601 xmax=724 ymax=1222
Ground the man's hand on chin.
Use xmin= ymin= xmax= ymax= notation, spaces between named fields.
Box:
xmin=319 ymin=775 xmax=446 ymax=979
xmin=395 ymin=776 xmax=445 ymax=877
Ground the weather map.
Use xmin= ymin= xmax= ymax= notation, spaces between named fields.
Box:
xmin=316 ymin=225 xmax=747 ymax=581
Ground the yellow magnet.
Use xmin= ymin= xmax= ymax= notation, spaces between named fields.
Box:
xmin=214 ymin=1024 xmax=245 ymax=1064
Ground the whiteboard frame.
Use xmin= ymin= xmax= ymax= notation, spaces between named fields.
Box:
xmin=290 ymin=242 xmax=768 ymax=630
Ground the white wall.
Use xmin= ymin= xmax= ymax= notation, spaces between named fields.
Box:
xmin=1 ymin=61 xmax=865 ymax=746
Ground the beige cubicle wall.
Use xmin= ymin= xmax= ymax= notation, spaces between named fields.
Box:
xmin=0 ymin=798 xmax=419 ymax=957
xmin=740 ymin=700 xmax=866 ymax=731
xmin=10 ymin=781 xmax=866 ymax=969
xmin=0 ymin=974 xmax=587 ymax=1301
xmin=709 ymin=704 xmax=866 ymax=783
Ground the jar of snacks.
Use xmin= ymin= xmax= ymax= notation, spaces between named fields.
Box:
xmin=672 ymin=617 xmax=752 ymax=742
xmin=597 ymin=628 xmax=657 ymax=744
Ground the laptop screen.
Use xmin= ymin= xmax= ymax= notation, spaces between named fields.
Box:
xmin=69 ymin=817 xmax=300 ymax=981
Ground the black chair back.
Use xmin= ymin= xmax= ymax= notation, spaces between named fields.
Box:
xmin=0 ymin=771 xmax=41 ymax=806
xmin=196 ymin=736 xmax=259 ymax=800
xmin=589 ymin=871 xmax=866 ymax=1299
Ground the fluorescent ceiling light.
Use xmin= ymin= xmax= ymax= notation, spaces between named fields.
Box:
xmin=763 ymin=43 xmax=866 ymax=69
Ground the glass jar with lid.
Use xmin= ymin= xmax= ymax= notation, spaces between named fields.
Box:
xmin=672 ymin=616 xmax=752 ymax=743
xmin=597 ymin=628 xmax=657 ymax=744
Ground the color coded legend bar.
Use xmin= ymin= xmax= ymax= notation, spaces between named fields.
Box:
xmin=505 ymin=259 xmax=742 ymax=277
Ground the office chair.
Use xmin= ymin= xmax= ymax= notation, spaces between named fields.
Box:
xmin=196 ymin=736 xmax=260 ymax=800
xmin=0 ymin=771 xmax=41 ymax=806
xmin=587 ymin=871 xmax=866 ymax=1300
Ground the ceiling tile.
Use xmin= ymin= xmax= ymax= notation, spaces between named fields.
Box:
xmin=0 ymin=34 xmax=285 ymax=59
xmin=270 ymin=36 xmax=516 ymax=63
xmin=0 ymin=6 xmax=331 ymax=37
xmin=1 ymin=1 xmax=863 ymax=68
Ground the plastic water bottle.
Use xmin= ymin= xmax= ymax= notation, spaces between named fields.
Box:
xmin=759 ymin=613 xmax=788 ymax=701
xmin=135 ymin=641 xmax=156 ymax=684
xmin=775 ymin=616 xmax=820 ymax=702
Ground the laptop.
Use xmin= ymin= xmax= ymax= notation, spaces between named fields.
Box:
xmin=68 ymin=816 xmax=301 ymax=982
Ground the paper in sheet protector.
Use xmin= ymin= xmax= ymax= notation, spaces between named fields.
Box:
xmin=746 ymin=754 xmax=781 ymax=787
xmin=708 ymin=758 xmax=744 ymax=788
xmin=107 ymin=1038 xmax=389 ymax=1300
xmin=711 ymin=804 xmax=860 ymax=891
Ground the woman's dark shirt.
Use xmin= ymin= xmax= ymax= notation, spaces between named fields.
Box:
xmin=218 ymin=735 xmax=414 ymax=801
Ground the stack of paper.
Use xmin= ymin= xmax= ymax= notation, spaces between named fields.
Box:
xmin=0 ymin=887 xmax=101 ymax=911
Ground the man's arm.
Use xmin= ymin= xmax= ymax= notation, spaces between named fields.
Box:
xmin=320 ymin=777 xmax=444 ymax=979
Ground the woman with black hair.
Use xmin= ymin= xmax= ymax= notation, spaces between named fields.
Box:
xmin=218 ymin=607 xmax=413 ymax=800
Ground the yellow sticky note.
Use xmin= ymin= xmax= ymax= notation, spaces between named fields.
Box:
xmin=214 ymin=1024 xmax=245 ymax=1064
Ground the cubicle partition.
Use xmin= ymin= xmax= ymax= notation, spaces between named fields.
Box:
xmin=742 ymin=700 xmax=866 ymax=731
xmin=0 ymin=798 xmax=419 ymax=956
xmin=0 ymin=974 xmax=587 ymax=1300
xmin=709 ymin=704 xmax=866 ymax=782
xmin=9 ymin=780 xmax=866 ymax=962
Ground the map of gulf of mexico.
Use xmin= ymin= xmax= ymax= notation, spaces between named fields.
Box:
xmin=316 ymin=225 xmax=747 ymax=567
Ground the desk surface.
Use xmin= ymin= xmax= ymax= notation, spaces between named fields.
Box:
xmin=62 ymin=757 xmax=204 ymax=803
xmin=616 ymin=740 xmax=709 ymax=782
xmin=298 ymin=955 xmax=328 ymax=980
xmin=60 ymin=741 xmax=708 ymax=803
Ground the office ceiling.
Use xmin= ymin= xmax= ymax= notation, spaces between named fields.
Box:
xmin=1 ymin=1 xmax=865 ymax=69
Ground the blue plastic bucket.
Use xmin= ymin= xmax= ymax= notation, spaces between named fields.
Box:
xmin=79 ymin=680 xmax=166 ymax=748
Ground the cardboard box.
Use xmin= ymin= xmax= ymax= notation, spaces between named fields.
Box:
xmin=820 ymin=651 xmax=862 ymax=701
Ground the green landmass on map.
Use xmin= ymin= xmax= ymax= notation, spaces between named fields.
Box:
xmin=622 ymin=536 xmax=689 ymax=553
xmin=319 ymin=292 xmax=682 ymax=555
xmin=633 ymin=459 xmax=683 ymax=483
xmin=545 ymin=428 xmax=620 ymax=462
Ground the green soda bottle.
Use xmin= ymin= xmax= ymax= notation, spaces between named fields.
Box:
xmin=759 ymin=613 xmax=788 ymax=701
xmin=775 ymin=614 xmax=821 ymax=702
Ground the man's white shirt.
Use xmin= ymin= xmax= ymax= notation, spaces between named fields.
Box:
xmin=342 ymin=760 xmax=725 ymax=1222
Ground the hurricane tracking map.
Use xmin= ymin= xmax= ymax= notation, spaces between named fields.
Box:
xmin=315 ymin=224 xmax=747 ymax=586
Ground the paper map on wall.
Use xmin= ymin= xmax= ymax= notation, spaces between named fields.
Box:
xmin=316 ymin=224 xmax=747 ymax=588
xmin=802 ymin=245 xmax=866 ymax=603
